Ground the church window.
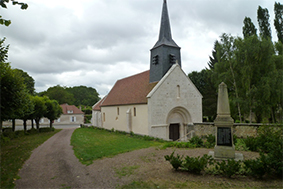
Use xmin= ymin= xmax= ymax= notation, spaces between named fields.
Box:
xmin=152 ymin=55 xmax=159 ymax=65
xmin=117 ymin=107 xmax=119 ymax=115
xmin=169 ymin=54 xmax=176 ymax=65
xmin=133 ymin=107 xmax=136 ymax=116
xmin=177 ymin=85 xmax=180 ymax=98
xmin=103 ymin=113 xmax=106 ymax=122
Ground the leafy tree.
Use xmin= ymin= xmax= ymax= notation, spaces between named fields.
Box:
xmin=44 ymin=99 xmax=62 ymax=128
xmin=242 ymin=17 xmax=257 ymax=38
xmin=31 ymin=96 xmax=47 ymax=131
xmin=0 ymin=0 xmax=28 ymax=27
xmin=40 ymin=85 xmax=75 ymax=105
xmin=274 ymin=2 xmax=283 ymax=43
xmin=257 ymin=6 xmax=272 ymax=40
xmin=207 ymin=40 xmax=220 ymax=70
xmin=66 ymin=86 xmax=100 ymax=106
xmin=15 ymin=69 xmax=35 ymax=95
xmin=188 ymin=69 xmax=217 ymax=121
xmin=0 ymin=39 xmax=31 ymax=131
xmin=0 ymin=38 xmax=9 ymax=62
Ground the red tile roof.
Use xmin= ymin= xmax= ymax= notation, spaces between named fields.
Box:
xmin=100 ymin=70 xmax=158 ymax=107
xmin=60 ymin=104 xmax=84 ymax=115
xmin=92 ymin=96 xmax=107 ymax=111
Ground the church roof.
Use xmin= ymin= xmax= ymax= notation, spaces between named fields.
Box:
xmin=100 ymin=70 xmax=158 ymax=107
xmin=152 ymin=0 xmax=179 ymax=49
xmin=92 ymin=96 xmax=107 ymax=111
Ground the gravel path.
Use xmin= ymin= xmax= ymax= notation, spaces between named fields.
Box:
xmin=16 ymin=128 xmax=271 ymax=189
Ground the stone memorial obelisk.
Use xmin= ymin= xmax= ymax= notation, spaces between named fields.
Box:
xmin=214 ymin=82 xmax=235 ymax=159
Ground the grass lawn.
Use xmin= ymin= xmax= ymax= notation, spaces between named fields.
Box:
xmin=0 ymin=130 xmax=61 ymax=189
xmin=71 ymin=127 xmax=163 ymax=165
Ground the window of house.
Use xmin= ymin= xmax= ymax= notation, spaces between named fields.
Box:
xmin=71 ymin=116 xmax=76 ymax=122
xmin=67 ymin=110 xmax=73 ymax=114
xmin=133 ymin=107 xmax=136 ymax=117
xmin=56 ymin=118 xmax=60 ymax=122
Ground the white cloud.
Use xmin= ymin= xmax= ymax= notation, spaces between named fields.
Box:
xmin=1 ymin=0 xmax=278 ymax=97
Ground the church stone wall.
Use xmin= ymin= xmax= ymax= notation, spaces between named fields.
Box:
xmin=101 ymin=104 xmax=148 ymax=135
xmin=148 ymin=65 xmax=202 ymax=140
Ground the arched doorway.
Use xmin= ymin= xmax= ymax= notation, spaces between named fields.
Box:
xmin=167 ymin=107 xmax=192 ymax=141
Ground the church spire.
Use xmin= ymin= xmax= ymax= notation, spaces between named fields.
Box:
xmin=153 ymin=0 xmax=179 ymax=48
xmin=149 ymin=0 xmax=181 ymax=83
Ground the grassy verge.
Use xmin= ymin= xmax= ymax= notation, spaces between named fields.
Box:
xmin=71 ymin=127 xmax=163 ymax=165
xmin=0 ymin=130 xmax=61 ymax=189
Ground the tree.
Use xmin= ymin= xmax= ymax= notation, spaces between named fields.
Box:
xmin=0 ymin=0 xmax=28 ymax=26
xmin=0 ymin=38 xmax=9 ymax=62
xmin=0 ymin=39 xmax=31 ymax=131
xmin=188 ymin=69 xmax=217 ymax=121
xmin=207 ymin=40 xmax=220 ymax=70
xmin=257 ymin=6 xmax=272 ymax=40
xmin=274 ymin=2 xmax=283 ymax=43
xmin=66 ymin=86 xmax=100 ymax=106
xmin=242 ymin=17 xmax=257 ymax=38
xmin=15 ymin=69 xmax=35 ymax=95
xmin=31 ymin=96 xmax=47 ymax=131
xmin=40 ymin=85 xmax=75 ymax=105
xmin=44 ymin=99 xmax=62 ymax=128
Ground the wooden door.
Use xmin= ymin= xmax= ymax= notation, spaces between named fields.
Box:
xmin=169 ymin=124 xmax=180 ymax=141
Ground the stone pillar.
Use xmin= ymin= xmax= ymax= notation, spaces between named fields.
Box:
xmin=214 ymin=82 xmax=235 ymax=159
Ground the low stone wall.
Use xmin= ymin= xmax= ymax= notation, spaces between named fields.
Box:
xmin=192 ymin=123 xmax=263 ymax=138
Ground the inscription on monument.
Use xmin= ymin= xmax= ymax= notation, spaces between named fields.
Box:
xmin=217 ymin=127 xmax=232 ymax=146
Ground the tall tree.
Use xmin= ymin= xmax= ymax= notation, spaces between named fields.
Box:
xmin=207 ymin=40 xmax=220 ymax=70
xmin=15 ymin=69 xmax=35 ymax=95
xmin=242 ymin=17 xmax=257 ymax=38
xmin=66 ymin=86 xmax=100 ymax=106
xmin=274 ymin=2 xmax=283 ymax=43
xmin=257 ymin=6 xmax=272 ymax=40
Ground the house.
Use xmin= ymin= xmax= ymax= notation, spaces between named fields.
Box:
xmin=92 ymin=0 xmax=202 ymax=141
xmin=56 ymin=104 xmax=84 ymax=125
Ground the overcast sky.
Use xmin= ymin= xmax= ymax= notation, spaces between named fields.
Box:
xmin=1 ymin=0 xmax=279 ymax=97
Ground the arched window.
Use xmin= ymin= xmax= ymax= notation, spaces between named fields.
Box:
xmin=177 ymin=85 xmax=180 ymax=98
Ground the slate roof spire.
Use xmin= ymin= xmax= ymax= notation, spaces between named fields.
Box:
xmin=153 ymin=0 xmax=179 ymax=48
xmin=149 ymin=0 xmax=181 ymax=83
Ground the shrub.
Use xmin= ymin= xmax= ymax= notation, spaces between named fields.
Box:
xmin=235 ymin=138 xmax=249 ymax=151
xmin=182 ymin=154 xmax=214 ymax=174
xmin=189 ymin=136 xmax=203 ymax=147
xmin=39 ymin=127 xmax=54 ymax=133
xmin=164 ymin=151 xmax=183 ymax=170
xmin=243 ymin=136 xmax=258 ymax=151
xmin=244 ymin=157 xmax=269 ymax=178
xmin=204 ymin=134 xmax=215 ymax=148
xmin=215 ymin=159 xmax=241 ymax=178
xmin=28 ymin=128 xmax=38 ymax=134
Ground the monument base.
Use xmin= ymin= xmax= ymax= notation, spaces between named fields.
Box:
xmin=208 ymin=151 xmax=244 ymax=161
xmin=214 ymin=145 xmax=235 ymax=159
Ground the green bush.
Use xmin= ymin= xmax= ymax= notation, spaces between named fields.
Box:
xmin=182 ymin=154 xmax=214 ymax=174
xmin=204 ymin=134 xmax=215 ymax=148
xmin=39 ymin=127 xmax=54 ymax=133
xmin=164 ymin=151 xmax=183 ymax=170
xmin=189 ymin=136 xmax=203 ymax=147
xmin=243 ymin=136 xmax=258 ymax=151
xmin=28 ymin=128 xmax=38 ymax=134
xmin=244 ymin=157 xmax=269 ymax=178
xmin=235 ymin=138 xmax=249 ymax=151
xmin=215 ymin=159 xmax=241 ymax=178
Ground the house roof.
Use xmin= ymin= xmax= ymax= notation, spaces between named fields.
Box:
xmin=100 ymin=70 xmax=158 ymax=107
xmin=92 ymin=96 xmax=107 ymax=111
xmin=60 ymin=104 xmax=84 ymax=114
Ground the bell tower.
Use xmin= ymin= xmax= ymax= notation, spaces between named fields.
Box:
xmin=150 ymin=0 xmax=181 ymax=83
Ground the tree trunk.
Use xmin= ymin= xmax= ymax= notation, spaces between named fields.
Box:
xmin=23 ymin=119 xmax=27 ymax=133
xmin=31 ymin=119 xmax=34 ymax=129
xmin=49 ymin=120 xmax=53 ymax=129
xmin=0 ymin=121 xmax=2 ymax=134
xmin=12 ymin=119 xmax=16 ymax=132
xmin=35 ymin=118 xmax=40 ymax=132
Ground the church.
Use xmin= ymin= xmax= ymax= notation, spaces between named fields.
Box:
xmin=92 ymin=0 xmax=202 ymax=141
